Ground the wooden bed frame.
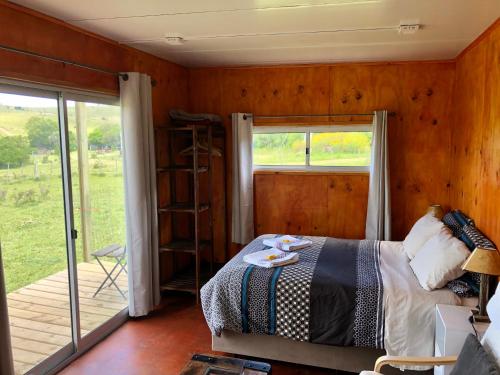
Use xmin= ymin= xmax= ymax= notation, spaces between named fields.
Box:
xmin=212 ymin=331 xmax=433 ymax=375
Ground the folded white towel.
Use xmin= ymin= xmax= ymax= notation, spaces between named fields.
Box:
xmin=263 ymin=235 xmax=312 ymax=252
xmin=243 ymin=248 xmax=299 ymax=268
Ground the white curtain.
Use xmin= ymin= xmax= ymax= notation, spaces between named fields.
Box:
xmin=120 ymin=73 xmax=160 ymax=317
xmin=232 ymin=113 xmax=254 ymax=244
xmin=0 ymin=244 xmax=14 ymax=375
xmin=366 ymin=110 xmax=391 ymax=240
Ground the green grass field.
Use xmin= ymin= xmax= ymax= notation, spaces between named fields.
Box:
xmin=0 ymin=153 xmax=125 ymax=293
xmin=253 ymin=132 xmax=371 ymax=167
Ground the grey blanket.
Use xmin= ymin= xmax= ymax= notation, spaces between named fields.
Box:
xmin=200 ymin=235 xmax=385 ymax=348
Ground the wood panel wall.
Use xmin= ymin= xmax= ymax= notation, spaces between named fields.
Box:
xmin=254 ymin=172 xmax=369 ymax=239
xmin=0 ymin=2 xmax=189 ymax=282
xmin=188 ymin=61 xmax=456 ymax=258
xmin=450 ymin=19 xmax=500 ymax=247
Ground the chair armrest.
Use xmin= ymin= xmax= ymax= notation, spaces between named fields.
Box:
xmin=374 ymin=355 xmax=458 ymax=372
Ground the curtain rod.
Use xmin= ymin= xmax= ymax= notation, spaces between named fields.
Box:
xmin=0 ymin=43 xmax=157 ymax=86
xmin=246 ymin=112 xmax=396 ymax=120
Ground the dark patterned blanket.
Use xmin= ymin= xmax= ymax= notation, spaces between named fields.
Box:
xmin=200 ymin=235 xmax=385 ymax=349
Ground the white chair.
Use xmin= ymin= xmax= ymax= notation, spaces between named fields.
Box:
xmin=360 ymin=284 xmax=500 ymax=375
xmin=92 ymin=244 xmax=127 ymax=299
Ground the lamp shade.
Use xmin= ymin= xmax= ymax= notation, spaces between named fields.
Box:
xmin=462 ymin=247 xmax=500 ymax=276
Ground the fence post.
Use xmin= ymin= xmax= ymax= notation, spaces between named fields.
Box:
xmin=76 ymin=102 xmax=92 ymax=262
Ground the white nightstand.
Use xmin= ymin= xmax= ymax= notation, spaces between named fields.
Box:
xmin=434 ymin=304 xmax=490 ymax=375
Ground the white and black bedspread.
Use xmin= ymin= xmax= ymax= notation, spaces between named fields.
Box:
xmin=201 ymin=235 xmax=385 ymax=349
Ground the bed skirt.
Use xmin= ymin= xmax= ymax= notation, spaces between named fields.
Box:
xmin=213 ymin=330 xmax=382 ymax=373
xmin=212 ymin=331 xmax=433 ymax=375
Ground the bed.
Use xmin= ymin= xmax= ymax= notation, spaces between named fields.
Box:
xmin=201 ymin=235 xmax=472 ymax=373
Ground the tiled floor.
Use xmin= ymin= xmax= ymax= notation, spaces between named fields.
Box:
xmin=59 ymin=295 xmax=342 ymax=375
xmin=59 ymin=294 xmax=432 ymax=375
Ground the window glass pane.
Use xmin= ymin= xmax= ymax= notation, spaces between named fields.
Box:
xmin=310 ymin=131 xmax=372 ymax=166
xmin=253 ymin=133 xmax=306 ymax=166
xmin=66 ymin=100 xmax=128 ymax=337
xmin=0 ymin=92 xmax=73 ymax=373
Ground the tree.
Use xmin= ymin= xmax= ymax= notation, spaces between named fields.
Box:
xmin=68 ymin=131 xmax=77 ymax=152
xmin=89 ymin=124 xmax=121 ymax=149
xmin=89 ymin=127 xmax=104 ymax=149
xmin=25 ymin=116 xmax=59 ymax=150
xmin=0 ymin=136 xmax=31 ymax=168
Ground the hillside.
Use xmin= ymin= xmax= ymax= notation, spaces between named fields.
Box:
xmin=0 ymin=104 xmax=120 ymax=137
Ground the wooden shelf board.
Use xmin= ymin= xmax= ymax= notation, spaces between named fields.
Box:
xmin=158 ymin=203 xmax=209 ymax=213
xmin=160 ymin=271 xmax=210 ymax=294
xmin=157 ymin=166 xmax=208 ymax=173
xmin=159 ymin=240 xmax=211 ymax=254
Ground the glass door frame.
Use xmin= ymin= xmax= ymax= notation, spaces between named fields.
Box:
xmin=0 ymin=79 xmax=128 ymax=375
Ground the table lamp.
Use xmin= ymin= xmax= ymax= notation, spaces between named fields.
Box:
xmin=462 ymin=246 xmax=500 ymax=322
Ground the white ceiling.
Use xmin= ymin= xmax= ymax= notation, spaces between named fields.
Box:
xmin=11 ymin=0 xmax=500 ymax=67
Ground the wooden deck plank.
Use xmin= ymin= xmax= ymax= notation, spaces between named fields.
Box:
xmin=11 ymin=348 xmax=48 ymax=369
xmin=7 ymin=299 xmax=115 ymax=327
xmin=46 ymin=274 xmax=128 ymax=290
xmin=7 ymin=306 xmax=101 ymax=333
xmin=8 ymin=261 xmax=128 ymax=374
xmin=14 ymin=361 xmax=34 ymax=375
xmin=26 ymin=282 xmax=127 ymax=304
xmin=15 ymin=288 xmax=127 ymax=311
xmin=9 ymin=316 xmax=73 ymax=337
xmin=10 ymin=325 xmax=69 ymax=347
xmin=10 ymin=336 xmax=61 ymax=356
xmin=49 ymin=271 xmax=128 ymax=288
xmin=36 ymin=279 xmax=127 ymax=299
xmin=7 ymin=293 xmax=115 ymax=318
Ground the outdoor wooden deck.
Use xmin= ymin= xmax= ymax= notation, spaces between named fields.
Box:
xmin=7 ymin=261 xmax=128 ymax=375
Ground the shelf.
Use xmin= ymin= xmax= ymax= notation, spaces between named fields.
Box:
xmin=159 ymin=239 xmax=211 ymax=254
xmin=160 ymin=273 xmax=197 ymax=294
xmin=158 ymin=203 xmax=209 ymax=213
xmin=157 ymin=166 xmax=208 ymax=173
xmin=155 ymin=125 xmax=225 ymax=137
xmin=160 ymin=271 xmax=209 ymax=294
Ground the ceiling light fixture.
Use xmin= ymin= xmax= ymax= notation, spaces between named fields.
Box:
xmin=164 ymin=33 xmax=186 ymax=45
xmin=398 ymin=23 xmax=421 ymax=34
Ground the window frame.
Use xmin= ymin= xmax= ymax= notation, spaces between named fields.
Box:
xmin=0 ymin=78 xmax=126 ymax=375
xmin=252 ymin=124 xmax=372 ymax=173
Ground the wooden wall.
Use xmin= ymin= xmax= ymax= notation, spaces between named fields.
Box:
xmin=254 ymin=171 xmax=369 ymax=239
xmin=188 ymin=61 xmax=456 ymax=258
xmin=0 ymin=2 xmax=189 ymax=282
xmin=450 ymin=19 xmax=500 ymax=247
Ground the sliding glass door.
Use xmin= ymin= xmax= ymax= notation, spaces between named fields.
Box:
xmin=0 ymin=91 xmax=73 ymax=374
xmin=0 ymin=82 xmax=128 ymax=375
xmin=66 ymin=100 xmax=128 ymax=339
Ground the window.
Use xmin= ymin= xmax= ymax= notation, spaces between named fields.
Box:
xmin=253 ymin=125 xmax=372 ymax=171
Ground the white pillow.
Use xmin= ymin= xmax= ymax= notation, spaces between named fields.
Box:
xmin=403 ymin=213 xmax=445 ymax=259
xmin=410 ymin=227 xmax=471 ymax=291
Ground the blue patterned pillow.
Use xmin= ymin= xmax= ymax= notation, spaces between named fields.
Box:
xmin=443 ymin=211 xmax=464 ymax=237
xmin=443 ymin=210 xmax=495 ymax=297
xmin=460 ymin=225 xmax=496 ymax=251
xmin=447 ymin=274 xmax=481 ymax=298
xmin=443 ymin=210 xmax=475 ymax=237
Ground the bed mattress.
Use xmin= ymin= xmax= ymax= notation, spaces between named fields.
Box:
xmin=201 ymin=235 xmax=462 ymax=363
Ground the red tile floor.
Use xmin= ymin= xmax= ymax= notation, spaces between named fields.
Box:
xmin=59 ymin=295 xmax=340 ymax=375
xmin=59 ymin=295 xmax=428 ymax=375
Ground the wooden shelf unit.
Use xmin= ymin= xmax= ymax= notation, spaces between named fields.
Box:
xmin=157 ymin=120 xmax=225 ymax=300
